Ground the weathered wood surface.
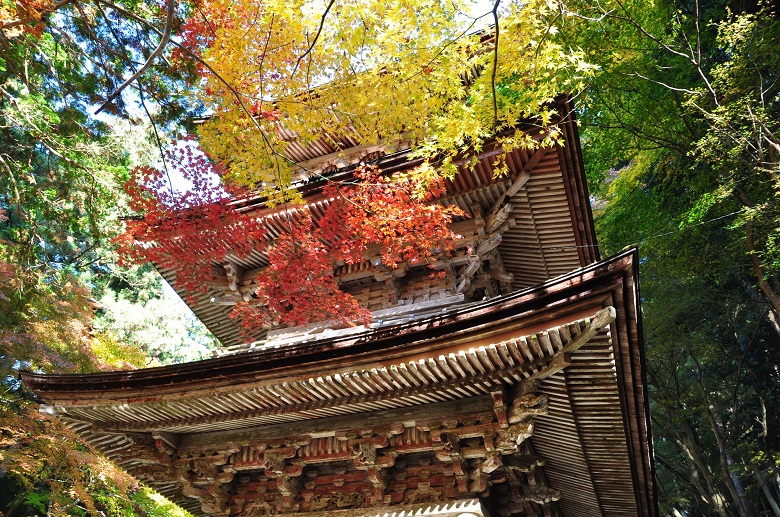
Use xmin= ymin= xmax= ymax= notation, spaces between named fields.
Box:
xmin=124 ymin=406 xmax=557 ymax=517
xmin=59 ymin=314 xmax=603 ymax=434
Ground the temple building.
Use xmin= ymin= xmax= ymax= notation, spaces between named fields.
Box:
xmin=21 ymin=100 xmax=657 ymax=516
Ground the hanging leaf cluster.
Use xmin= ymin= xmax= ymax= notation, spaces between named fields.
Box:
xmin=318 ymin=166 xmax=463 ymax=268
xmin=120 ymin=160 xmax=463 ymax=330
xmin=229 ymin=165 xmax=463 ymax=329
xmin=116 ymin=144 xmax=268 ymax=300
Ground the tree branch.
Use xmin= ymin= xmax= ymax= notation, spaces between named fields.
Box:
xmin=289 ymin=0 xmax=335 ymax=80
xmin=490 ymin=0 xmax=500 ymax=128
xmin=94 ymin=0 xmax=176 ymax=114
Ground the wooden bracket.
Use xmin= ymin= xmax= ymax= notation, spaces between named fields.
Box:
xmin=152 ymin=431 xmax=180 ymax=453
xmin=486 ymin=202 xmax=514 ymax=234
xmin=485 ymin=169 xmax=531 ymax=234
xmin=471 ymin=203 xmax=486 ymax=237
xmin=489 ymin=385 xmax=510 ymax=428
xmin=495 ymin=420 xmax=535 ymax=450
xmin=476 ymin=233 xmax=502 ymax=256
xmin=508 ymin=393 xmax=549 ymax=425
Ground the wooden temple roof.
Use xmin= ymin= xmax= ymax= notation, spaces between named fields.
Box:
xmin=22 ymin=250 xmax=656 ymax=517
xmin=21 ymin=98 xmax=656 ymax=516
xmin=168 ymin=99 xmax=598 ymax=351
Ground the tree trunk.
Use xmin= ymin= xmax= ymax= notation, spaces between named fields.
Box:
xmin=753 ymin=467 xmax=780 ymax=517
xmin=686 ymin=345 xmax=752 ymax=516
xmin=745 ymin=225 xmax=780 ymax=318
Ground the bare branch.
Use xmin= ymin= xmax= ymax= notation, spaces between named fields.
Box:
xmin=625 ymin=71 xmax=703 ymax=95
xmin=93 ymin=0 xmax=329 ymax=187
xmin=256 ymin=14 xmax=275 ymax=111
xmin=610 ymin=0 xmax=719 ymax=104
xmin=402 ymin=11 xmax=490 ymax=84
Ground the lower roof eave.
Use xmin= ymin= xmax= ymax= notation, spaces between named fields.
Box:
xmin=21 ymin=249 xmax=638 ymax=401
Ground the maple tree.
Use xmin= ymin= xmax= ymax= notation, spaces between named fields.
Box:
xmin=6 ymin=0 xmax=780 ymax=513
xmin=114 ymin=0 xmax=594 ymax=330
xmin=1 ymin=2 xmax=212 ymax=511
xmin=0 ymin=255 xmax=203 ymax=515
xmin=0 ymin=260 xmax=143 ymax=378
xmin=121 ymin=159 xmax=463 ymax=329
xmin=4 ymin=0 xmax=596 ymax=336
xmin=226 ymin=166 xmax=463 ymax=329
xmin=1 ymin=399 xmax=192 ymax=517
xmin=184 ymin=0 xmax=593 ymax=195
xmin=117 ymin=144 xmax=268 ymax=300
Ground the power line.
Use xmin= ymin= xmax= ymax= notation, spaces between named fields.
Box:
xmin=542 ymin=208 xmax=748 ymax=252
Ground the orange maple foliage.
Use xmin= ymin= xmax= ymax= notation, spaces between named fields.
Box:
xmin=318 ymin=166 xmax=463 ymax=269
xmin=0 ymin=0 xmax=60 ymax=38
xmin=120 ymin=160 xmax=463 ymax=331
xmin=170 ymin=0 xmax=245 ymax=76
xmin=230 ymin=213 xmax=371 ymax=330
xmin=116 ymin=144 xmax=268 ymax=300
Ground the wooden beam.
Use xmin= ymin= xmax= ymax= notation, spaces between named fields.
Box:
xmin=484 ymin=168 xmax=531 ymax=234
xmin=240 ymin=267 xmax=263 ymax=285
xmin=385 ymin=276 xmax=401 ymax=300
xmin=486 ymin=202 xmax=513 ymax=233
xmin=485 ymin=250 xmax=513 ymax=295
xmin=463 ymin=257 xmax=481 ymax=278
xmin=430 ymin=252 xmax=478 ymax=270
xmin=372 ymin=263 xmax=407 ymax=282
xmin=478 ymin=273 xmax=497 ymax=298
xmin=476 ymin=233 xmax=502 ymax=256
xmin=487 ymin=267 xmax=513 ymax=284
xmin=456 ymin=257 xmax=483 ymax=295
xmin=449 ymin=218 xmax=480 ymax=237
xmin=210 ymin=293 xmax=247 ymax=305
xmin=517 ymin=306 xmax=616 ymax=394
xmin=337 ymin=268 xmax=374 ymax=283
xmin=177 ymin=396 xmax=494 ymax=450
xmin=522 ymin=147 xmax=548 ymax=173
xmin=501 ymin=167 xmax=532 ymax=201
xmin=471 ymin=203 xmax=486 ymax=237
xmin=223 ymin=261 xmax=242 ymax=292
xmin=292 ymin=498 xmax=488 ymax=517
xmin=152 ymin=431 xmax=180 ymax=450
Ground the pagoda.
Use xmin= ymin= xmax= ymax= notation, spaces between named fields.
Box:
xmin=21 ymin=99 xmax=657 ymax=516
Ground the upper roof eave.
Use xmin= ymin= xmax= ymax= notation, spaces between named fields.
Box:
xmin=155 ymin=96 xmax=600 ymax=349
